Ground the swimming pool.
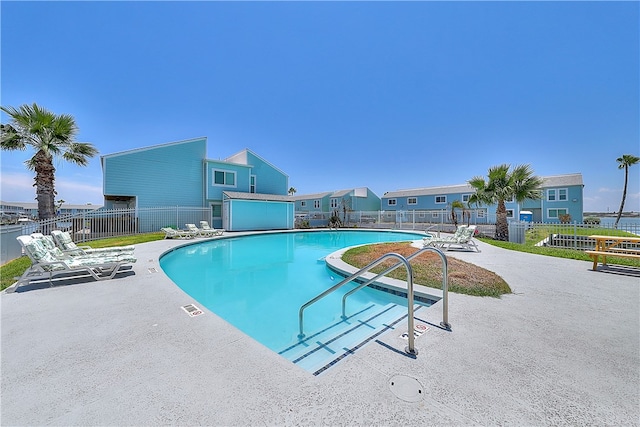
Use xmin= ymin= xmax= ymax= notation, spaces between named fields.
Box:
xmin=160 ymin=230 xmax=431 ymax=373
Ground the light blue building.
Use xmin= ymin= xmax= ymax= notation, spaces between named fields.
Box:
xmin=381 ymin=173 xmax=584 ymax=223
xmin=101 ymin=137 xmax=293 ymax=231
xmin=293 ymin=187 xmax=381 ymax=214
xmin=222 ymin=192 xmax=293 ymax=231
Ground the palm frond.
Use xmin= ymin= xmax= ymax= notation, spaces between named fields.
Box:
xmin=0 ymin=123 xmax=26 ymax=150
xmin=617 ymin=154 xmax=640 ymax=169
xmin=62 ymin=142 xmax=99 ymax=166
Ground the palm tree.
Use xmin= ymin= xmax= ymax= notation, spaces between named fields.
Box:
xmin=288 ymin=187 xmax=297 ymax=196
xmin=468 ymin=164 xmax=543 ymax=241
xmin=614 ymin=154 xmax=640 ymax=228
xmin=1 ymin=103 xmax=98 ymax=220
xmin=450 ymin=200 xmax=465 ymax=227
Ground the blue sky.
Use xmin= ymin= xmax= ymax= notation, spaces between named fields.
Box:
xmin=1 ymin=1 xmax=638 ymax=213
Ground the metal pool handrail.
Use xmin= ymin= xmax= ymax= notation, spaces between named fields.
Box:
xmin=341 ymin=246 xmax=450 ymax=331
xmin=298 ymin=252 xmax=419 ymax=354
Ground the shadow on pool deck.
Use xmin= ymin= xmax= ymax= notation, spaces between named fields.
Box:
xmin=2 ymin=232 xmax=639 ymax=425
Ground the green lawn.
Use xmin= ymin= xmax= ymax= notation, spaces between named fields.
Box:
xmin=479 ymin=227 xmax=640 ymax=268
xmin=523 ymin=224 xmax=636 ymax=246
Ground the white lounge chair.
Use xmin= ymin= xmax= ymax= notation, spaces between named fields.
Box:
xmin=186 ymin=223 xmax=221 ymax=238
xmin=161 ymin=227 xmax=197 ymax=239
xmin=423 ymin=225 xmax=466 ymax=244
xmin=423 ymin=225 xmax=479 ymax=252
xmin=50 ymin=230 xmax=135 ymax=256
xmin=11 ymin=235 xmax=137 ymax=292
xmin=199 ymin=221 xmax=223 ymax=236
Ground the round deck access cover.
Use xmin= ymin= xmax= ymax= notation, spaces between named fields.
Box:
xmin=388 ymin=374 xmax=424 ymax=402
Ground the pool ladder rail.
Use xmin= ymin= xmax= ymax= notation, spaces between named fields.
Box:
xmin=298 ymin=246 xmax=450 ymax=356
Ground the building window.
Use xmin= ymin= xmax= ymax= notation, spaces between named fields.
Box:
xmin=330 ymin=198 xmax=338 ymax=209
xmin=462 ymin=194 xmax=471 ymax=203
xmin=435 ymin=195 xmax=446 ymax=204
xmin=213 ymin=170 xmax=236 ymax=186
xmin=556 ymin=188 xmax=567 ymax=201
xmin=407 ymin=197 xmax=417 ymax=205
xmin=432 ymin=212 xmax=439 ymax=218
xmin=314 ymin=200 xmax=320 ymax=209
xmin=547 ymin=188 xmax=568 ymax=202
xmin=548 ymin=208 xmax=568 ymax=218
xmin=300 ymin=201 xmax=307 ymax=207
xmin=250 ymin=175 xmax=256 ymax=193
xmin=506 ymin=209 xmax=514 ymax=218
xmin=477 ymin=209 xmax=485 ymax=218
xmin=418 ymin=212 xmax=425 ymax=218
xmin=388 ymin=199 xmax=397 ymax=206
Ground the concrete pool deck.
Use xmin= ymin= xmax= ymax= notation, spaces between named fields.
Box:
xmin=2 ymin=232 xmax=639 ymax=425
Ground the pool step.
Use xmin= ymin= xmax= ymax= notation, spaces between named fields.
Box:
xmin=278 ymin=303 xmax=408 ymax=375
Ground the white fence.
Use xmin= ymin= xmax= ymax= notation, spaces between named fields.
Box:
xmin=523 ymin=221 xmax=640 ymax=250
xmin=296 ymin=209 xmax=496 ymax=234
xmin=1 ymin=206 xmax=211 ymax=265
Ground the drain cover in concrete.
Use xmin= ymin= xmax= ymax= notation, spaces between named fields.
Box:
xmin=388 ymin=374 xmax=424 ymax=402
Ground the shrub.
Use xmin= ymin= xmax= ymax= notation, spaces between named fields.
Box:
xmin=584 ymin=216 xmax=601 ymax=225
xmin=559 ymin=214 xmax=572 ymax=224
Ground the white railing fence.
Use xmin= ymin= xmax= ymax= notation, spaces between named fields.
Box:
xmin=31 ymin=206 xmax=212 ymax=241
xmin=1 ymin=206 xmax=211 ymax=265
xmin=295 ymin=209 xmax=495 ymax=234
xmin=523 ymin=221 xmax=640 ymax=250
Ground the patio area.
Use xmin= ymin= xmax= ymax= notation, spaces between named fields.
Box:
xmin=2 ymin=234 xmax=638 ymax=425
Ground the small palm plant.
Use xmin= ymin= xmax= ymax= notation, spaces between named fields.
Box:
xmin=450 ymin=200 xmax=466 ymax=227
xmin=468 ymin=164 xmax=543 ymax=241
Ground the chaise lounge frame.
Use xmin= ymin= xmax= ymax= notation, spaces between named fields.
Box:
xmin=9 ymin=235 xmax=136 ymax=293
xmin=423 ymin=225 xmax=480 ymax=252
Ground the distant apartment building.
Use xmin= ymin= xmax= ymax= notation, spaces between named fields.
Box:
xmin=0 ymin=201 xmax=101 ymax=219
xmin=381 ymin=173 xmax=584 ymax=223
xmin=292 ymin=187 xmax=381 ymax=214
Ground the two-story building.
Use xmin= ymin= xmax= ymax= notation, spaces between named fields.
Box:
xmin=293 ymin=188 xmax=381 ymax=214
xmin=101 ymin=137 xmax=294 ymax=231
xmin=291 ymin=187 xmax=381 ymax=226
xmin=380 ymin=173 xmax=584 ymax=224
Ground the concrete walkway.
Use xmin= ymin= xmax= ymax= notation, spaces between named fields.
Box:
xmin=2 ymin=234 xmax=639 ymax=425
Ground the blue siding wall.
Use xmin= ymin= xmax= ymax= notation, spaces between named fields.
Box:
xmin=541 ymin=186 xmax=584 ymax=222
xmin=205 ymin=161 xmax=252 ymax=201
xmin=245 ymin=151 xmax=288 ymax=195
xmin=296 ymin=195 xmax=330 ymax=212
xmin=382 ymin=193 xmax=469 ymax=211
xmin=353 ymin=189 xmax=381 ymax=211
xmin=103 ymin=138 xmax=206 ymax=208
xmin=225 ymin=199 xmax=294 ymax=231
xmin=381 ymin=184 xmax=584 ymax=223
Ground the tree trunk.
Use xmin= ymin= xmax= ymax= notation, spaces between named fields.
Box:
xmin=495 ymin=199 xmax=509 ymax=241
xmin=614 ymin=166 xmax=628 ymax=228
xmin=33 ymin=150 xmax=56 ymax=221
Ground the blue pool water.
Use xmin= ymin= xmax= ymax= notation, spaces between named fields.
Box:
xmin=160 ymin=230 xmax=429 ymax=371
